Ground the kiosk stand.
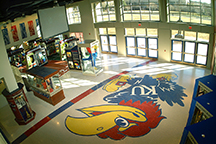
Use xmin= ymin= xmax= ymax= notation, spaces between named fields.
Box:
xmin=78 ymin=40 xmax=103 ymax=76
xmin=2 ymin=83 xmax=36 ymax=125
xmin=26 ymin=66 xmax=65 ymax=106
xmin=64 ymin=37 xmax=81 ymax=70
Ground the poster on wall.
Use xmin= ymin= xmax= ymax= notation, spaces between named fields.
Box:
xmin=1 ymin=28 xmax=10 ymax=45
xmin=36 ymin=19 xmax=41 ymax=37
xmin=11 ymin=25 xmax=19 ymax=42
xmin=20 ymin=22 xmax=27 ymax=39
xmin=28 ymin=20 xmax=35 ymax=36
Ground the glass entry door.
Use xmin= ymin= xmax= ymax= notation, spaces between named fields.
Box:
xmin=100 ymin=35 xmax=117 ymax=53
xmin=196 ymin=43 xmax=208 ymax=65
xmin=126 ymin=36 xmax=158 ymax=58
xmin=137 ymin=37 xmax=146 ymax=57
xmin=184 ymin=41 xmax=195 ymax=63
xmin=100 ymin=35 xmax=109 ymax=51
xmin=109 ymin=35 xmax=117 ymax=52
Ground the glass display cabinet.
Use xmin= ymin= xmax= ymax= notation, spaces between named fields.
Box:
xmin=78 ymin=40 xmax=103 ymax=76
xmin=7 ymin=46 xmax=25 ymax=68
xmin=25 ymin=46 xmax=48 ymax=70
xmin=45 ymin=38 xmax=59 ymax=56
xmin=64 ymin=37 xmax=81 ymax=69
xmin=26 ymin=66 xmax=65 ymax=106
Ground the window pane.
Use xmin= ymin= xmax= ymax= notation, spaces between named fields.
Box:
xmin=138 ymin=48 xmax=146 ymax=56
xmin=181 ymin=6 xmax=191 ymax=23
xmin=185 ymin=31 xmax=196 ymax=40
xmin=95 ymin=2 xmax=101 ymax=9
xmin=126 ymin=37 xmax=135 ymax=47
xmin=191 ymin=7 xmax=201 ymax=23
xmin=97 ymin=15 xmax=103 ymax=22
xmin=136 ymin=28 xmax=146 ymax=36
xmin=172 ymin=41 xmax=182 ymax=52
xmin=108 ymin=1 xmax=115 ymax=6
xmin=103 ymin=15 xmax=109 ymax=21
xmin=137 ymin=38 xmax=146 ymax=48
xmin=141 ymin=5 xmax=150 ymax=20
xmin=172 ymin=52 xmax=182 ymax=61
xmin=110 ymin=46 xmax=117 ymax=52
xmin=185 ymin=42 xmax=195 ymax=54
xmin=127 ymin=48 xmax=136 ymax=55
xmin=124 ymin=14 xmax=132 ymax=20
xmin=148 ymin=38 xmax=157 ymax=49
xmin=170 ymin=11 xmax=179 ymax=22
xmin=132 ymin=14 xmax=140 ymax=20
xmin=99 ymin=28 xmax=107 ymax=34
xmin=197 ymin=56 xmax=207 ymax=65
xmin=172 ymin=30 xmax=183 ymax=38
xmin=141 ymin=13 xmax=150 ymax=20
xmin=150 ymin=11 xmax=159 ymax=21
xmin=109 ymin=36 xmax=116 ymax=45
xmin=102 ymin=45 xmax=109 ymax=51
xmin=197 ymin=43 xmax=208 ymax=56
xmin=125 ymin=28 xmax=134 ymax=35
xmin=110 ymin=14 xmax=116 ymax=21
xmin=202 ymin=7 xmax=211 ymax=25
xmin=96 ymin=8 xmax=102 ymax=15
xmin=147 ymin=28 xmax=158 ymax=36
xmin=201 ymin=0 xmax=211 ymax=6
xmin=101 ymin=36 xmax=108 ymax=44
xmin=198 ymin=33 xmax=209 ymax=42
xmin=184 ymin=54 xmax=194 ymax=63
xmin=108 ymin=28 xmax=115 ymax=34
xmin=149 ymin=49 xmax=157 ymax=58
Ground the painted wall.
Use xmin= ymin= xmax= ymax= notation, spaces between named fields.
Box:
xmin=1 ymin=13 xmax=39 ymax=49
xmin=66 ymin=0 xmax=96 ymax=40
xmin=0 ymin=30 xmax=18 ymax=108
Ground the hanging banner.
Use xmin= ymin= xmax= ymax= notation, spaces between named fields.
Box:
xmin=2 ymin=28 xmax=10 ymax=45
xmin=28 ymin=20 xmax=35 ymax=36
xmin=11 ymin=25 xmax=19 ymax=42
xmin=20 ymin=22 xmax=27 ymax=39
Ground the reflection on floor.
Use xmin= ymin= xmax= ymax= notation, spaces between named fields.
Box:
xmin=0 ymin=54 xmax=211 ymax=144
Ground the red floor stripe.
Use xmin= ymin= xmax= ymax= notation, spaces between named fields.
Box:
xmin=71 ymin=89 xmax=95 ymax=103
xmin=109 ymin=71 xmax=129 ymax=80
xmin=24 ymin=116 xmax=51 ymax=137
xmin=14 ymin=59 xmax=156 ymax=143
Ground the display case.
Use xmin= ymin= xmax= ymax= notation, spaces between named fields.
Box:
xmin=2 ymin=83 xmax=36 ymax=125
xmin=26 ymin=66 xmax=65 ymax=106
xmin=7 ymin=46 xmax=25 ymax=68
xmin=45 ymin=38 xmax=59 ymax=57
xmin=63 ymin=37 xmax=81 ymax=70
xmin=78 ymin=40 xmax=103 ymax=76
xmin=25 ymin=46 xmax=48 ymax=70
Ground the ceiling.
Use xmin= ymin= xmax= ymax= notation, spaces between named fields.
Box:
xmin=0 ymin=0 xmax=82 ymax=23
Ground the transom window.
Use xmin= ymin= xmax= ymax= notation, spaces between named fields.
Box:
xmin=120 ymin=0 xmax=159 ymax=21
xmin=167 ymin=0 xmax=212 ymax=25
xmin=92 ymin=0 xmax=116 ymax=23
xmin=66 ymin=6 xmax=81 ymax=24
xmin=171 ymin=30 xmax=209 ymax=66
